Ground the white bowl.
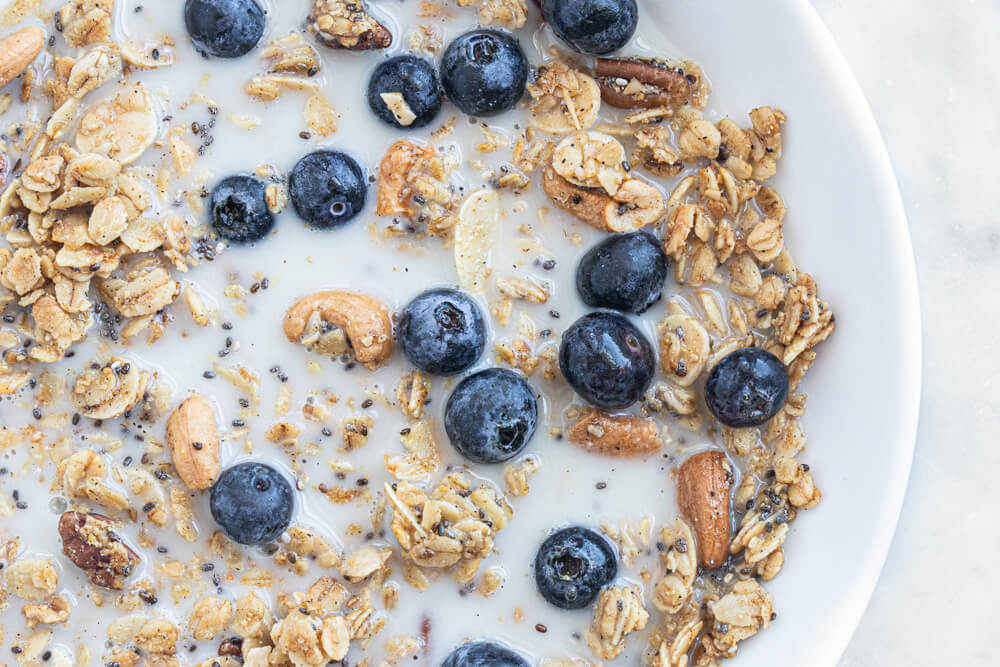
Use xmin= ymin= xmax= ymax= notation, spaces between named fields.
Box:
xmin=640 ymin=1 xmax=921 ymax=664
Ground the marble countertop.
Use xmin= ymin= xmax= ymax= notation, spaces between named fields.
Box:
xmin=811 ymin=0 xmax=999 ymax=664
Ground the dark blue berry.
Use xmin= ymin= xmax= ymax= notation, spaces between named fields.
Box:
xmin=705 ymin=347 xmax=789 ymax=428
xmin=440 ymin=29 xmax=528 ymax=116
xmin=288 ymin=151 xmax=367 ymax=229
xmin=209 ymin=174 xmax=274 ymax=243
xmin=534 ymin=526 xmax=617 ymax=609
xmin=398 ymin=288 xmax=486 ymax=375
xmin=444 ymin=368 xmax=537 ymax=464
xmin=576 ymin=231 xmax=668 ymax=313
xmin=367 ymin=55 xmax=442 ymax=129
xmin=559 ymin=311 xmax=655 ymax=409
xmin=442 ymin=642 xmax=529 ymax=667
xmin=541 ymin=0 xmax=638 ymax=55
xmin=210 ymin=462 xmax=294 ymax=545
xmin=184 ymin=0 xmax=266 ymax=58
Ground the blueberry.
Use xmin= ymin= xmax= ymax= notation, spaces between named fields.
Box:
xmin=559 ymin=311 xmax=655 ymax=409
xmin=705 ymin=347 xmax=789 ymax=428
xmin=210 ymin=462 xmax=294 ymax=545
xmin=444 ymin=368 xmax=537 ymax=464
xmin=367 ymin=55 xmax=442 ymax=129
xmin=576 ymin=231 xmax=668 ymax=313
xmin=442 ymin=642 xmax=529 ymax=667
xmin=541 ymin=0 xmax=638 ymax=55
xmin=398 ymin=288 xmax=486 ymax=375
xmin=534 ymin=526 xmax=617 ymax=609
xmin=440 ymin=29 xmax=528 ymax=116
xmin=209 ymin=174 xmax=274 ymax=243
xmin=184 ymin=0 xmax=266 ymax=58
xmin=288 ymin=151 xmax=367 ymax=229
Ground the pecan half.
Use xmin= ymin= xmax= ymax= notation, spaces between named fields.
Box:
xmin=568 ymin=409 xmax=661 ymax=458
xmin=676 ymin=451 xmax=732 ymax=568
xmin=311 ymin=0 xmax=392 ymax=50
xmin=58 ymin=511 xmax=140 ymax=590
xmin=594 ymin=57 xmax=692 ymax=109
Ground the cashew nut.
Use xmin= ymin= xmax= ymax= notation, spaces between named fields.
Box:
xmin=542 ymin=164 xmax=665 ymax=233
xmin=283 ymin=291 xmax=393 ymax=370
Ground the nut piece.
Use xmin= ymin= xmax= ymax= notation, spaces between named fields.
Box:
xmin=311 ymin=0 xmax=392 ymax=50
xmin=58 ymin=511 xmax=141 ymax=590
xmin=454 ymin=188 xmax=500 ymax=294
xmin=166 ymin=394 xmax=221 ymax=490
xmin=0 ymin=27 xmax=44 ymax=89
xmin=594 ymin=57 xmax=692 ymax=109
xmin=283 ymin=291 xmax=393 ymax=370
xmin=568 ymin=409 xmax=661 ymax=458
xmin=542 ymin=163 xmax=664 ymax=232
xmin=676 ymin=451 xmax=732 ymax=568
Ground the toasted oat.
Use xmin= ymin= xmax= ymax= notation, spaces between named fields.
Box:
xmin=503 ymin=456 xmax=539 ymax=497
xmin=340 ymin=546 xmax=392 ymax=583
xmin=71 ymin=357 xmax=149 ymax=420
xmin=384 ymin=419 xmax=440 ymax=482
xmin=22 ymin=594 xmax=71 ymax=627
xmin=395 ymin=370 xmax=430 ymax=419
xmin=189 ymin=596 xmax=234 ymax=641
xmin=705 ymin=580 xmax=773 ymax=658
xmin=4 ymin=558 xmax=59 ymax=600
xmin=585 ymin=585 xmax=648 ymax=660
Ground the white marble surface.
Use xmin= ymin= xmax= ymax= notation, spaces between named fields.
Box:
xmin=810 ymin=1 xmax=1000 ymax=664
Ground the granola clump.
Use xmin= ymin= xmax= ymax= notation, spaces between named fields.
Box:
xmin=386 ymin=472 xmax=512 ymax=583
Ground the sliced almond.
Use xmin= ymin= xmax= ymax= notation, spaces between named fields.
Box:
xmin=568 ymin=408 xmax=661 ymax=458
xmin=166 ymin=394 xmax=221 ymax=490
xmin=676 ymin=451 xmax=732 ymax=568
xmin=454 ymin=188 xmax=500 ymax=294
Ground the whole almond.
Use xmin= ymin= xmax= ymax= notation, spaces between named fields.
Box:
xmin=0 ymin=27 xmax=44 ymax=89
xmin=676 ymin=450 xmax=732 ymax=568
xmin=568 ymin=408 xmax=661 ymax=458
xmin=166 ymin=394 xmax=221 ymax=490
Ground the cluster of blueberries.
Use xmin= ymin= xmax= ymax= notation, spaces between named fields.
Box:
xmin=186 ymin=0 xmax=792 ymax=663
xmin=187 ymin=0 xmax=643 ymax=247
